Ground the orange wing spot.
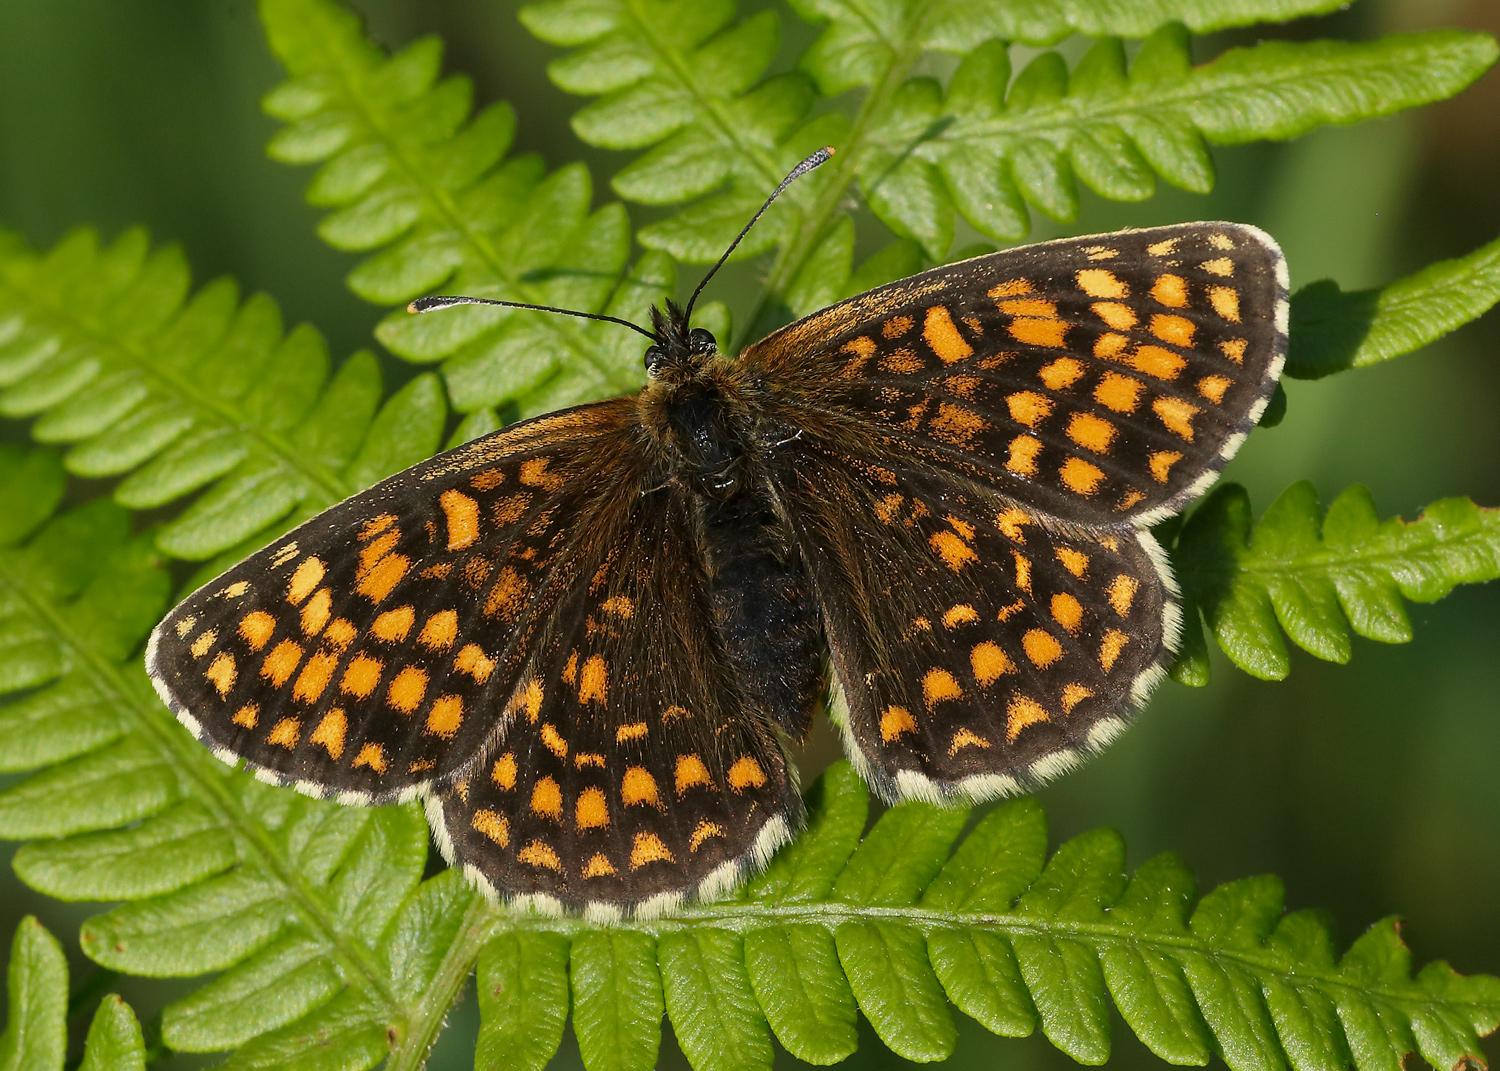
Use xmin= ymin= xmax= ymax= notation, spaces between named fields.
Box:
xmin=472 ymin=809 xmax=510 ymax=846
xmin=340 ymin=654 xmax=382 ymax=699
xmin=1005 ymin=434 xmax=1042 ymax=477
xmin=1091 ymin=301 xmax=1136 ymax=331
xmin=540 ymin=721 xmax=567 ymax=758
xmin=1093 ymin=332 xmax=1129 ymax=360
xmin=1056 ymin=546 xmax=1089 ymax=577
xmin=519 ymin=840 xmax=561 ymax=871
xmin=266 ymin=717 xmax=301 ymax=749
xmin=1023 ymin=629 xmax=1063 ymax=668
xmin=1109 ymin=574 xmax=1139 ymax=616
xmin=1201 ymin=256 xmax=1234 ymax=277
xmin=874 ymin=493 xmax=905 ymax=524
xmin=1209 ymin=232 xmax=1235 ymax=251
xmin=675 ymin=754 xmax=713 ymax=794
xmin=988 ymin=278 xmax=1033 ymax=297
xmin=582 ymin=853 xmax=616 ymax=878
xmin=1005 ymin=390 xmax=1053 ymax=428
xmin=439 ymin=489 xmax=480 ymax=550
xmin=728 ymin=756 xmax=767 ymax=791
xmin=220 ymin=581 xmax=250 ymax=598
xmin=1147 ymin=237 xmax=1180 ymax=256
xmin=238 ymin=612 xmax=276 ymax=651
xmin=408 ymin=759 xmax=435 ymax=774
xmin=924 ymin=305 xmax=974 ymax=363
xmin=189 ymin=629 xmax=218 ymax=659
xmin=427 ymin=695 xmax=464 ymax=738
xmin=1067 ymin=412 xmax=1116 ymax=453
xmin=630 ymin=832 xmax=674 ymax=869
xmin=1060 ymin=683 xmax=1094 ymax=713
xmin=1013 ymin=550 xmax=1032 ymax=593
xmin=922 ymin=668 xmax=963 ymax=707
xmin=1148 ymin=450 xmax=1183 ymax=483
xmin=1100 ymin=629 xmax=1130 ymax=671
xmin=531 ymin=776 xmax=563 ymax=820
xmin=1197 ymin=374 xmax=1232 ymax=403
xmin=562 ymin=652 xmax=578 ymax=684
xmin=578 ymin=655 xmax=608 ymax=705
xmin=358 ymin=553 xmax=409 ymax=603
xmin=661 ymin=705 xmax=691 ymax=723
xmin=944 ymin=373 xmax=982 ymax=399
xmin=946 ymin=514 xmax=976 ymax=540
xmin=1129 ymin=345 xmax=1186 ymax=380
xmin=484 ymin=566 xmax=530 ymax=622
xmin=689 ymin=821 xmax=725 ymax=852
xmin=359 ymin=514 xmax=397 ymax=540
xmin=930 ymin=401 xmax=987 ymax=445
xmin=455 ymin=644 xmax=495 ymax=683
xmin=461 ymin=560 xmax=492 ymax=592
xmin=387 ymin=666 xmax=428 ymax=715
xmin=260 ymin=640 xmax=303 ymax=688
xmin=949 ymin=728 xmax=992 ymax=755
xmin=881 ymin=347 xmax=923 ymax=374
xmin=880 ymin=705 xmax=917 ymax=742
xmin=1117 ymin=490 xmax=1147 ymax=511
xmin=970 ymin=641 xmax=1013 ymax=686
xmin=996 ymin=599 xmax=1026 ymax=622
xmin=470 ymin=468 xmax=505 ymax=491
xmin=174 ymin=616 xmax=197 ymax=639
xmin=910 ymin=615 xmax=934 ymax=634
xmin=995 ymin=508 xmax=1031 ymax=542
xmin=575 ymin=787 xmax=609 ymax=830
xmin=998 ymin=298 xmax=1059 ymax=318
xmin=930 ymin=530 xmax=977 ymax=572
xmin=1152 ymin=396 xmax=1198 ymax=440
xmin=519 ymin=457 xmax=565 ymax=491
xmin=622 ymin=766 xmax=660 ymax=807
xmin=359 ymin=532 xmax=399 ymax=577
xmin=288 ymin=558 xmax=325 ymax=606
xmin=353 ymin=742 xmax=387 ymax=774
xmin=1051 ymin=593 xmax=1084 ymax=633
xmin=418 ymin=610 xmax=458 ymax=650
xmin=1220 ymin=337 xmax=1247 ymax=364
xmin=309 ymin=709 xmax=348 ymax=759
xmin=942 ymin=604 xmax=979 ymax=628
xmin=882 ymin=314 xmax=914 ymax=338
xmin=840 ymin=336 xmax=877 ymax=377
xmin=1209 ymin=285 xmax=1241 ymax=322
xmin=491 ymin=752 xmax=517 ymax=790
xmin=292 ymin=651 xmax=338 ymax=704
xmin=509 ymin=678 xmax=542 ymax=723
xmin=1038 ymin=356 xmax=1085 ymax=390
xmin=1060 ymin=457 xmax=1106 ymax=495
xmin=1006 ymin=696 xmax=1050 ymax=740
xmin=232 ymin=703 xmax=259 ymax=729
xmin=492 ymin=493 xmax=531 ymax=526
xmin=1151 ymin=313 xmax=1196 ymax=348
xmin=1008 ymin=317 xmax=1068 ymax=348
xmin=1150 ymin=274 xmax=1189 ymax=308
xmin=270 ymin=543 xmax=299 ymax=568
xmin=300 ymin=589 xmax=332 ymax=637
xmin=575 ymin=751 xmax=606 ymax=769
xmin=1076 ymin=268 xmax=1128 ymax=299
xmin=1085 ymin=246 xmax=1118 ymax=261
xmin=372 ymin=605 xmax=415 ymax=642
xmin=601 ymin=595 xmax=634 ymax=619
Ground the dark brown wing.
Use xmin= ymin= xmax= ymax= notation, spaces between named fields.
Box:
xmin=147 ymin=401 xmax=643 ymax=804
xmin=742 ymin=222 xmax=1287 ymax=526
xmin=426 ymin=482 xmax=801 ymax=917
xmin=768 ymin=442 xmax=1176 ymax=803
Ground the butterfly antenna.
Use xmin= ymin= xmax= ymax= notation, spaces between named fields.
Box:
xmin=406 ymin=295 xmax=663 ymax=344
xmin=682 ymin=146 xmax=835 ymax=324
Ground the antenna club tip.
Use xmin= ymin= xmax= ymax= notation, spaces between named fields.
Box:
xmin=406 ymin=301 xmax=421 ymax=315
xmin=823 ymin=145 xmax=836 ymax=156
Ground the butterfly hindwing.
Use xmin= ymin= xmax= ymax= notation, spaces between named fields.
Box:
xmin=771 ymin=443 xmax=1175 ymax=802
xmin=427 ymin=483 xmax=801 ymax=915
xmin=147 ymin=401 xmax=641 ymax=803
xmin=745 ymin=222 xmax=1287 ymax=526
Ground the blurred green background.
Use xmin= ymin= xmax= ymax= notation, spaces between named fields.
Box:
xmin=1 ymin=1 xmax=1497 ymax=1068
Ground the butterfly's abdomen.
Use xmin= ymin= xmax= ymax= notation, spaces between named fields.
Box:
xmin=697 ymin=488 xmax=821 ymax=741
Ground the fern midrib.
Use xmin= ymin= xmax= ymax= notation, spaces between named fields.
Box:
xmin=384 ymin=895 xmax=493 ymax=1071
xmin=0 ymin=551 xmax=403 ymax=1017
xmin=304 ymin=34 xmax=638 ymax=393
xmin=0 ymin=276 xmax=348 ymax=503
xmin=620 ymin=0 xmax=787 ymax=191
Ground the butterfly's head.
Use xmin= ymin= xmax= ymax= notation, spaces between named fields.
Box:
xmin=645 ymin=299 xmax=718 ymax=379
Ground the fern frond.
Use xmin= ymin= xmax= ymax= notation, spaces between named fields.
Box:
xmin=0 ymin=917 xmax=147 ymax=1071
xmin=0 ymin=229 xmax=446 ymax=562
xmin=258 ymin=0 xmax=674 ymax=416
xmin=0 ymin=447 xmax=486 ymax=1069
xmin=453 ymin=763 xmax=1500 ymax=1071
xmin=1174 ymin=482 xmax=1500 ymax=681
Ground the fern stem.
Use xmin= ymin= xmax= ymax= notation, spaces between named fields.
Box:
xmin=385 ymin=897 xmax=499 ymax=1071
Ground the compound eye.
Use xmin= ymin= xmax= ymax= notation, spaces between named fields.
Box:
xmin=688 ymin=328 xmax=717 ymax=354
xmin=643 ymin=345 xmax=664 ymax=372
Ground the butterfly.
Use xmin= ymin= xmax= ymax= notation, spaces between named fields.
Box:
xmin=147 ymin=148 xmax=1287 ymax=918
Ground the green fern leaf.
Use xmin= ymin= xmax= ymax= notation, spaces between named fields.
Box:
xmin=0 ymin=917 xmax=147 ymax=1071
xmin=1175 ymin=482 xmax=1500 ymax=681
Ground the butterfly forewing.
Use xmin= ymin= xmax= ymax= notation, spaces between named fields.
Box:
xmin=744 ymin=223 xmax=1287 ymax=526
xmin=148 ymin=401 xmax=642 ymax=802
